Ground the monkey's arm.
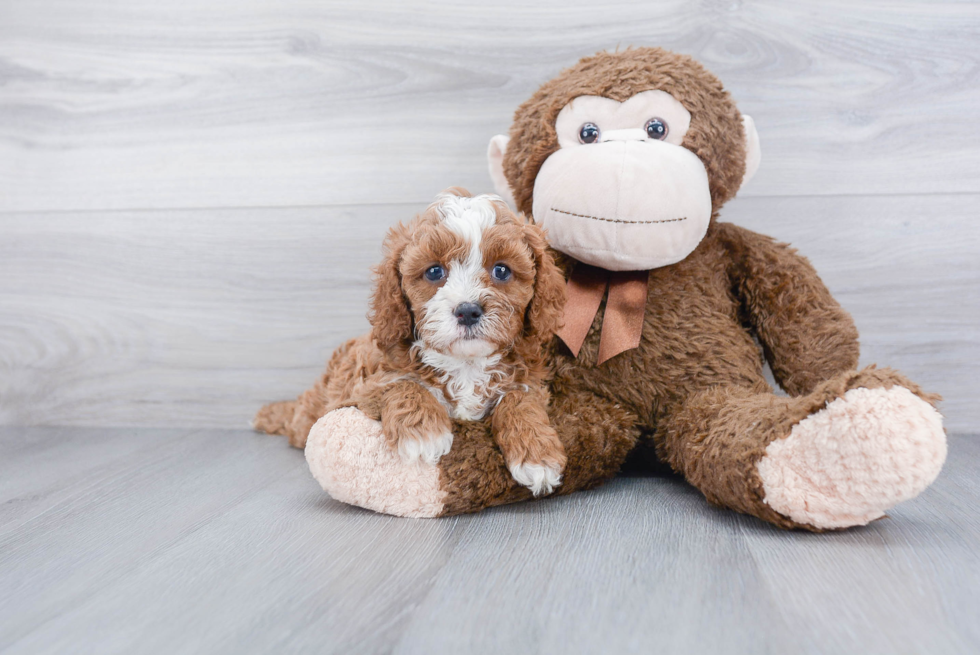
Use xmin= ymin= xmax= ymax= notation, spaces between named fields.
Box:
xmin=716 ymin=222 xmax=859 ymax=396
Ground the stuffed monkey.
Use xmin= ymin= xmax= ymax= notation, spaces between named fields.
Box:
xmin=261 ymin=48 xmax=946 ymax=531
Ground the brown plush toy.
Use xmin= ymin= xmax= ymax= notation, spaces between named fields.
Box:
xmin=259 ymin=48 xmax=946 ymax=531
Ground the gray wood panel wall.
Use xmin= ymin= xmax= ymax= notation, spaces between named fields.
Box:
xmin=1 ymin=0 xmax=978 ymax=432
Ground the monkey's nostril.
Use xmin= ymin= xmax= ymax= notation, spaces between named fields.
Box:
xmin=454 ymin=302 xmax=483 ymax=327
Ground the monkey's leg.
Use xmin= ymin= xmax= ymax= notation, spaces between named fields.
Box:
xmin=305 ymin=391 xmax=640 ymax=518
xmin=656 ymin=367 xmax=946 ymax=530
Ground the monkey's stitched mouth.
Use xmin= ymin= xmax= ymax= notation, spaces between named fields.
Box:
xmin=550 ymin=207 xmax=687 ymax=225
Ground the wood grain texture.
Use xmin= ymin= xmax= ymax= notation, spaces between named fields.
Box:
xmin=2 ymin=194 xmax=976 ymax=431
xmin=1 ymin=0 xmax=979 ymax=212
xmin=0 ymin=426 xmax=977 ymax=654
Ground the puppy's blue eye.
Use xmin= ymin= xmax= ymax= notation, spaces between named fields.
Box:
xmin=491 ymin=263 xmax=512 ymax=282
xmin=424 ymin=265 xmax=445 ymax=282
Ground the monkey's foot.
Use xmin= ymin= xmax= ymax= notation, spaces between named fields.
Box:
xmin=756 ymin=386 xmax=946 ymax=530
xmin=305 ymin=407 xmax=447 ymax=518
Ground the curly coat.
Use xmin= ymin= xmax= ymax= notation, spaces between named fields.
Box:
xmin=255 ymin=190 xmax=568 ymax=493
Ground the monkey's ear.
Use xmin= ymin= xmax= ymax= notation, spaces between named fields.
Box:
xmin=487 ymin=135 xmax=518 ymax=211
xmin=741 ymin=115 xmax=761 ymax=188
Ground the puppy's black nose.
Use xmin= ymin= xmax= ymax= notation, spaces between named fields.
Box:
xmin=454 ymin=302 xmax=484 ymax=327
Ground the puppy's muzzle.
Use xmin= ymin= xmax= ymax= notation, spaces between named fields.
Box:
xmin=454 ymin=302 xmax=484 ymax=327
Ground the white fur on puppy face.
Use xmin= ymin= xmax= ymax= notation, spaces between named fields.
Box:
xmin=411 ymin=194 xmax=513 ymax=421
xmin=415 ymin=194 xmax=501 ymax=358
xmin=436 ymin=193 xmax=497 ymax=249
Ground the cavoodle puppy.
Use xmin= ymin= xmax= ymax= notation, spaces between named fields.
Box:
xmin=255 ymin=188 xmax=568 ymax=496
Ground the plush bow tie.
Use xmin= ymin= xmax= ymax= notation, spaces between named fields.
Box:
xmin=556 ymin=264 xmax=650 ymax=365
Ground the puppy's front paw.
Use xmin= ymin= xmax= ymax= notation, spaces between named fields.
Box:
xmin=508 ymin=461 xmax=563 ymax=497
xmin=396 ymin=429 xmax=454 ymax=466
xmin=497 ymin=424 xmax=567 ymax=497
xmin=381 ymin=387 xmax=454 ymax=466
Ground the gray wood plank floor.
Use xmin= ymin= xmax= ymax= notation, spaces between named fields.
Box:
xmin=1 ymin=427 xmax=977 ymax=655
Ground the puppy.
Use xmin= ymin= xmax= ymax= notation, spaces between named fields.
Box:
xmin=255 ymin=188 xmax=568 ymax=496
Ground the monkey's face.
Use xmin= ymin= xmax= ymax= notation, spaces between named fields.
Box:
xmin=487 ymin=48 xmax=762 ymax=273
xmin=531 ymin=90 xmax=714 ymax=271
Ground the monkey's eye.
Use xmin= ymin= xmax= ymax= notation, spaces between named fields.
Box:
xmin=645 ymin=118 xmax=668 ymax=140
xmin=424 ymin=265 xmax=446 ymax=282
xmin=491 ymin=263 xmax=512 ymax=282
xmin=578 ymin=122 xmax=601 ymax=144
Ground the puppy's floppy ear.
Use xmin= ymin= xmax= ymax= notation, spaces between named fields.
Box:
xmin=369 ymin=222 xmax=414 ymax=353
xmin=520 ymin=221 xmax=567 ymax=349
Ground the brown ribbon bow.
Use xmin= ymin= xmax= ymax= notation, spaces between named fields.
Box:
xmin=556 ymin=264 xmax=650 ymax=365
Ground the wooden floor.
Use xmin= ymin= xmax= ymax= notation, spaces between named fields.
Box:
xmin=1 ymin=426 xmax=977 ymax=654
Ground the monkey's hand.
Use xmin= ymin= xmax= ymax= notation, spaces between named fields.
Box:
xmin=380 ymin=380 xmax=453 ymax=466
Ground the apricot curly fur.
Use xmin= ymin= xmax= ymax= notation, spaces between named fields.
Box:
xmin=256 ymin=190 xmax=569 ymax=486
